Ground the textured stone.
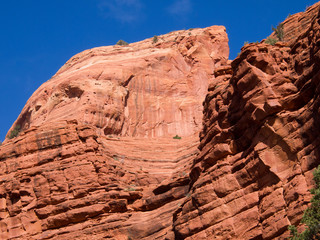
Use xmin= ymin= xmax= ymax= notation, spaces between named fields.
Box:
xmin=2 ymin=2 xmax=320 ymax=239
xmin=0 ymin=26 xmax=228 ymax=239
xmin=172 ymin=4 xmax=320 ymax=239
xmin=7 ymin=26 xmax=228 ymax=139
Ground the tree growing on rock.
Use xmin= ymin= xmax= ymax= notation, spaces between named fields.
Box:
xmin=288 ymin=165 xmax=320 ymax=239
xmin=272 ymin=23 xmax=284 ymax=41
xmin=8 ymin=125 xmax=21 ymax=139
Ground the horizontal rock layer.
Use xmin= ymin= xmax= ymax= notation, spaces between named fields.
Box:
xmin=7 ymin=26 xmax=228 ymax=139
xmin=2 ymin=2 xmax=320 ymax=239
xmin=172 ymin=4 xmax=320 ymax=240
xmin=0 ymin=120 xmax=199 ymax=239
xmin=0 ymin=26 xmax=228 ymax=239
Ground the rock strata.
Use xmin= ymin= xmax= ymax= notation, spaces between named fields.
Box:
xmin=0 ymin=26 xmax=228 ymax=239
xmin=172 ymin=5 xmax=320 ymax=239
xmin=7 ymin=26 xmax=228 ymax=139
xmin=2 ymin=2 xmax=320 ymax=239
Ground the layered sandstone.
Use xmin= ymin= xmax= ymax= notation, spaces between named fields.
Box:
xmin=2 ymin=2 xmax=320 ymax=239
xmin=7 ymin=26 xmax=228 ymax=139
xmin=271 ymin=2 xmax=320 ymax=45
xmin=172 ymin=5 xmax=320 ymax=239
xmin=0 ymin=26 xmax=228 ymax=239
xmin=0 ymin=121 xmax=199 ymax=239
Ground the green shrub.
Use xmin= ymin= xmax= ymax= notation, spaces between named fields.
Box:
xmin=173 ymin=135 xmax=181 ymax=140
xmin=8 ymin=125 xmax=21 ymax=139
xmin=272 ymin=23 xmax=284 ymax=41
xmin=116 ymin=40 xmax=129 ymax=46
xmin=265 ymin=37 xmax=278 ymax=46
xmin=153 ymin=35 xmax=158 ymax=44
xmin=288 ymin=165 xmax=320 ymax=239
xmin=244 ymin=41 xmax=249 ymax=45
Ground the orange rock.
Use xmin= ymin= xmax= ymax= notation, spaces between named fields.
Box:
xmin=0 ymin=26 xmax=228 ymax=239
xmin=2 ymin=2 xmax=320 ymax=239
xmin=7 ymin=26 xmax=228 ymax=139
xmin=172 ymin=2 xmax=320 ymax=239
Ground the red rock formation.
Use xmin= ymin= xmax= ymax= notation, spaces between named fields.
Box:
xmin=271 ymin=2 xmax=320 ymax=45
xmin=172 ymin=4 xmax=320 ymax=239
xmin=7 ymin=26 xmax=228 ymax=139
xmin=0 ymin=26 xmax=228 ymax=239
xmin=2 ymin=2 xmax=320 ymax=239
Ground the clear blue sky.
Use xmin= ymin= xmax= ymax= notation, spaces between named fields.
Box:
xmin=0 ymin=0 xmax=318 ymax=141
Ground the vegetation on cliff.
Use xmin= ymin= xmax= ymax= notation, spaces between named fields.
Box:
xmin=289 ymin=166 xmax=320 ymax=239
xmin=7 ymin=124 xmax=20 ymax=139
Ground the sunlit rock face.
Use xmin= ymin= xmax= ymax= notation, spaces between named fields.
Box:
xmin=0 ymin=26 xmax=229 ymax=239
xmin=2 ymin=2 xmax=320 ymax=239
xmin=8 ymin=26 xmax=228 ymax=139
xmin=172 ymin=4 xmax=320 ymax=239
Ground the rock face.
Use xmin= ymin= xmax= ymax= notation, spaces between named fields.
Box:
xmin=2 ymin=3 xmax=320 ymax=239
xmin=271 ymin=2 xmax=320 ymax=45
xmin=8 ymin=26 xmax=228 ymax=138
xmin=0 ymin=26 xmax=229 ymax=239
xmin=172 ymin=5 xmax=320 ymax=240
xmin=0 ymin=121 xmax=199 ymax=239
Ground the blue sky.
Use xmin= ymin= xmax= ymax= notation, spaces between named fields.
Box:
xmin=0 ymin=0 xmax=318 ymax=141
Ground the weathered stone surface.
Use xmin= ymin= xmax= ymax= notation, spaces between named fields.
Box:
xmin=172 ymin=4 xmax=320 ymax=239
xmin=0 ymin=120 xmax=200 ymax=239
xmin=0 ymin=26 xmax=228 ymax=239
xmin=7 ymin=26 xmax=228 ymax=139
xmin=271 ymin=2 xmax=320 ymax=45
xmin=2 ymin=2 xmax=320 ymax=239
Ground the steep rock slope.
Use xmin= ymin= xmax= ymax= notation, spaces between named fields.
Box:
xmin=172 ymin=4 xmax=320 ymax=240
xmin=8 ymin=27 xmax=228 ymax=138
xmin=272 ymin=2 xmax=320 ymax=45
xmin=0 ymin=27 xmax=228 ymax=239
xmin=2 ymin=2 xmax=320 ymax=239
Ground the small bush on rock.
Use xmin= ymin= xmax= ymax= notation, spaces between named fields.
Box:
xmin=173 ymin=135 xmax=181 ymax=140
xmin=288 ymin=165 xmax=320 ymax=239
xmin=272 ymin=23 xmax=284 ymax=41
xmin=265 ymin=37 xmax=278 ymax=46
xmin=153 ymin=35 xmax=158 ymax=44
xmin=116 ymin=40 xmax=129 ymax=46
xmin=8 ymin=125 xmax=21 ymax=139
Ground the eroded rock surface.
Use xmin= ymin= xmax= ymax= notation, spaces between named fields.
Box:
xmin=2 ymin=3 xmax=320 ymax=239
xmin=272 ymin=2 xmax=320 ymax=45
xmin=0 ymin=26 xmax=228 ymax=239
xmin=172 ymin=5 xmax=320 ymax=239
xmin=0 ymin=121 xmax=199 ymax=239
xmin=8 ymin=26 xmax=228 ymax=139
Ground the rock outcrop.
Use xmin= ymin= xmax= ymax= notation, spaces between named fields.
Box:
xmin=2 ymin=2 xmax=320 ymax=239
xmin=172 ymin=5 xmax=320 ymax=239
xmin=0 ymin=26 xmax=229 ymax=239
xmin=8 ymin=26 xmax=228 ymax=139
xmin=271 ymin=2 xmax=320 ymax=45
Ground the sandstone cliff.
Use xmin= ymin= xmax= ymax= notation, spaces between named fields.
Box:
xmin=172 ymin=4 xmax=320 ymax=239
xmin=1 ymin=2 xmax=320 ymax=240
xmin=7 ymin=26 xmax=228 ymax=138
xmin=0 ymin=27 xmax=228 ymax=239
